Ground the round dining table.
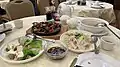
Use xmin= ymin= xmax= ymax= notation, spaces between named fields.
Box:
xmin=0 ymin=15 xmax=120 ymax=67
xmin=58 ymin=1 xmax=116 ymax=23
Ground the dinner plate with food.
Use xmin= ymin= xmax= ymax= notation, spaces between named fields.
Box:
xmin=60 ymin=30 xmax=100 ymax=53
xmin=0 ymin=36 xmax=45 ymax=64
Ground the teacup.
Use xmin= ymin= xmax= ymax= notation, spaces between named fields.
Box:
xmin=93 ymin=1 xmax=99 ymax=6
xmin=14 ymin=20 xmax=23 ymax=29
xmin=100 ymin=36 xmax=116 ymax=51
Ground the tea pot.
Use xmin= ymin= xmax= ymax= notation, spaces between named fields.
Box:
xmin=57 ymin=3 xmax=74 ymax=17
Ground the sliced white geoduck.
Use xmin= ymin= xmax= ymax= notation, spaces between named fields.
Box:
xmin=16 ymin=46 xmax=24 ymax=58
xmin=16 ymin=51 xmax=24 ymax=58
xmin=7 ymin=44 xmax=24 ymax=59
xmin=7 ymin=49 xmax=16 ymax=54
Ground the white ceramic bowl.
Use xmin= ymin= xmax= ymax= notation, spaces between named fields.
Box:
xmin=44 ymin=40 xmax=68 ymax=59
xmin=77 ymin=18 xmax=109 ymax=34
xmin=100 ymin=36 xmax=116 ymax=51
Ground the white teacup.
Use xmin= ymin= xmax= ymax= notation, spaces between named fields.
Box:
xmin=14 ymin=20 xmax=23 ymax=29
xmin=60 ymin=15 xmax=70 ymax=25
xmin=100 ymin=36 xmax=116 ymax=51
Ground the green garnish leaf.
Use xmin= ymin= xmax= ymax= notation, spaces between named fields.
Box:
xmin=29 ymin=40 xmax=42 ymax=49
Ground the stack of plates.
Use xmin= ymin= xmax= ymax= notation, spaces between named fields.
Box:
xmin=77 ymin=17 xmax=109 ymax=36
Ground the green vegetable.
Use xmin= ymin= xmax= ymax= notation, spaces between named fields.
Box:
xmin=24 ymin=39 xmax=33 ymax=46
xmin=22 ymin=39 xmax=42 ymax=60
xmin=22 ymin=48 xmax=39 ymax=60
xmin=75 ymin=33 xmax=83 ymax=39
xmin=23 ymin=48 xmax=38 ymax=56
xmin=29 ymin=40 xmax=42 ymax=49
xmin=79 ymin=36 xmax=84 ymax=40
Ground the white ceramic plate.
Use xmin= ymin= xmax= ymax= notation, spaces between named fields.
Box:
xmin=0 ymin=23 xmax=13 ymax=32
xmin=75 ymin=52 xmax=120 ymax=67
xmin=60 ymin=30 xmax=100 ymax=53
xmin=91 ymin=5 xmax=103 ymax=9
xmin=0 ymin=33 xmax=6 ymax=42
xmin=0 ymin=37 xmax=45 ymax=64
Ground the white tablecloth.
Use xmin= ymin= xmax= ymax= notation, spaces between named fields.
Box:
xmin=0 ymin=15 xmax=120 ymax=67
xmin=58 ymin=1 xmax=116 ymax=23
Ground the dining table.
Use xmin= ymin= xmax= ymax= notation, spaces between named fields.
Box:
xmin=0 ymin=15 xmax=120 ymax=67
xmin=57 ymin=0 xmax=116 ymax=23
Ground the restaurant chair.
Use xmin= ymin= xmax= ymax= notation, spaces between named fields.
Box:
xmin=5 ymin=0 xmax=35 ymax=20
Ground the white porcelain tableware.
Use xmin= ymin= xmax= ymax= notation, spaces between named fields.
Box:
xmin=77 ymin=17 xmax=109 ymax=36
xmin=14 ymin=19 xmax=23 ymax=29
xmin=60 ymin=30 xmax=100 ymax=53
xmin=44 ymin=40 xmax=68 ymax=59
xmin=93 ymin=1 xmax=99 ymax=6
xmin=0 ymin=23 xmax=13 ymax=32
xmin=60 ymin=15 xmax=70 ymax=25
xmin=0 ymin=36 xmax=45 ymax=64
xmin=74 ymin=52 xmax=120 ymax=67
xmin=100 ymin=36 xmax=116 ymax=51
xmin=66 ymin=18 xmax=80 ymax=29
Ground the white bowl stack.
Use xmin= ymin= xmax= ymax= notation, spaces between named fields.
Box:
xmin=77 ymin=18 xmax=109 ymax=35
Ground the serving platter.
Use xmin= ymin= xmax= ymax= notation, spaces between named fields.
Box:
xmin=60 ymin=30 xmax=100 ymax=53
xmin=74 ymin=52 xmax=120 ymax=67
xmin=26 ymin=25 xmax=68 ymax=40
xmin=0 ymin=36 xmax=45 ymax=64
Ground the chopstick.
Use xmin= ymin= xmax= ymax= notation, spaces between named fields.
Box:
xmin=0 ymin=29 xmax=12 ymax=34
xmin=104 ymin=24 xmax=120 ymax=39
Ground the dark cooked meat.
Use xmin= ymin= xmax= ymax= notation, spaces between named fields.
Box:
xmin=32 ymin=21 xmax=61 ymax=35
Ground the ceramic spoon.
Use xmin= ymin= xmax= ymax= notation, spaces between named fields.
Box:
xmin=91 ymin=35 xmax=99 ymax=54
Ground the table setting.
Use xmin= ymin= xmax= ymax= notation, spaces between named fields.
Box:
xmin=0 ymin=0 xmax=119 ymax=67
xmin=0 ymin=14 xmax=119 ymax=67
xmin=57 ymin=0 xmax=116 ymax=23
